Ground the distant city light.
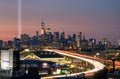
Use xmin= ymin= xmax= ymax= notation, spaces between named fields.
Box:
xmin=24 ymin=49 xmax=30 ymax=52
xmin=42 ymin=62 xmax=49 ymax=68
xmin=56 ymin=68 xmax=61 ymax=74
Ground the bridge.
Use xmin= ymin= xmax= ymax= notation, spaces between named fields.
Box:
xmin=41 ymin=49 xmax=105 ymax=79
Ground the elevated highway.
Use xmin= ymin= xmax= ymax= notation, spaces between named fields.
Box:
xmin=41 ymin=49 xmax=105 ymax=79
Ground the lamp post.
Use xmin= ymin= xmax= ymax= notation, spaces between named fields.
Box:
xmin=111 ymin=57 xmax=116 ymax=72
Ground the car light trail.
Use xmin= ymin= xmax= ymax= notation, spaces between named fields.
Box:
xmin=41 ymin=49 xmax=105 ymax=79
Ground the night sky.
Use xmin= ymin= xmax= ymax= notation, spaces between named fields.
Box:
xmin=0 ymin=0 xmax=120 ymax=42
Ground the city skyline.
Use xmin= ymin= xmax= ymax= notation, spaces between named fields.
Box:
xmin=0 ymin=0 xmax=120 ymax=41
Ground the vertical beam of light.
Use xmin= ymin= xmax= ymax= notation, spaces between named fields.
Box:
xmin=18 ymin=0 xmax=22 ymax=38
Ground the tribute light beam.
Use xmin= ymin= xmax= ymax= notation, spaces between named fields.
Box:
xmin=18 ymin=0 xmax=22 ymax=38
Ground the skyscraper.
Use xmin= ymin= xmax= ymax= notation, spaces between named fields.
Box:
xmin=13 ymin=37 xmax=21 ymax=48
xmin=36 ymin=31 xmax=39 ymax=38
xmin=40 ymin=17 xmax=45 ymax=35
xmin=0 ymin=40 xmax=3 ymax=49
xmin=21 ymin=34 xmax=30 ymax=48
xmin=60 ymin=31 xmax=65 ymax=42
xmin=54 ymin=32 xmax=60 ymax=42
xmin=77 ymin=32 xmax=82 ymax=47
xmin=46 ymin=28 xmax=51 ymax=34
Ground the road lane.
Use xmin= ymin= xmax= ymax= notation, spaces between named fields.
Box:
xmin=41 ymin=49 xmax=105 ymax=79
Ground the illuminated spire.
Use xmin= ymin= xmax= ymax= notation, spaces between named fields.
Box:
xmin=41 ymin=17 xmax=45 ymax=29
xmin=40 ymin=17 xmax=45 ymax=35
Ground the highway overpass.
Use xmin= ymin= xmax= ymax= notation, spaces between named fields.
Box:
xmin=41 ymin=49 xmax=105 ymax=79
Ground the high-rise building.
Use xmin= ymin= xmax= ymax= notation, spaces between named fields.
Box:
xmin=1 ymin=50 xmax=13 ymax=69
xmin=88 ymin=38 xmax=96 ymax=46
xmin=47 ymin=32 xmax=53 ymax=43
xmin=0 ymin=50 xmax=20 ymax=70
xmin=13 ymin=37 xmax=21 ymax=48
xmin=100 ymin=38 xmax=111 ymax=49
xmin=13 ymin=50 xmax=20 ymax=71
xmin=67 ymin=34 xmax=72 ymax=41
xmin=31 ymin=36 xmax=39 ymax=46
xmin=21 ymin=34 xmax=29 ymax=41
xmin=46 ymin=28 xmax=51 ymax=34
xmin=54 ymin=32 xmax=60 ymax=42
xmin=0 ymin=40 xmax=3 ymax=49
xmin=72 ymin=34 xmax=76 ymax=42
xmin=40 ymin=18 xmax=45 ymax=35
xmin=72 ymin=34 xmax=76 ymax=49
xmin=3 ymin=41 xmax=8 ymax=48
xmin=60 ymin=31 xmax=65 ymax=42
xmin=102 ymin=38 xmax=111 ymax=46
xmin=21 ymin=34 xmax=30 ymax=48
xmin=79 ymin=32 xmax=82 ymax=42
xmin=7 ymin=40 xmax=13 ymax=48
xmin=0 ymin=49 xmax=24 ymax=78
xmin=36 ymin=31 xmax=39 ymax=38
xmin=77 ymin=32 xmax=82 ymax=47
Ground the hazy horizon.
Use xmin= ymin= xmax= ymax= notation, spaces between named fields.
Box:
xmin=0 ymin=0 xmax=120 ymax=42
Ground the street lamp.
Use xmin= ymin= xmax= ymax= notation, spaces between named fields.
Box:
xmin=111 ymin=57 xmax=116 ymax=71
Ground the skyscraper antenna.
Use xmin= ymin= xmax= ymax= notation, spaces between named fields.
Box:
xmin=41 ymin=16 xmax=44 ymax=23
xmin=41 ymin=16 xmax=45 ymax=28
xmin=18 ymin=0 xmax=22 ymax=38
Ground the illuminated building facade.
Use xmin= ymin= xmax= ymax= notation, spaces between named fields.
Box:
xmin=40 ymin=18 xmax=45 ymax=35
xmin=0 ymin=49 xmax=24 ymax=78
xmin=77 ymin=32 xmax=82 ymax=47
xmin=1 ymin=50 xmax=13 ymax=69
xmin=0 ymin=49 xmax=21 ymax=70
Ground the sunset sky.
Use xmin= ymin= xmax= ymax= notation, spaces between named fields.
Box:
xmin=0 ymin=0 xmax=120 ymax=42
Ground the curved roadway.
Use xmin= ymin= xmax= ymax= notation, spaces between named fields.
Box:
xmin=41 ymin=49 xmax=105 ymax=79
